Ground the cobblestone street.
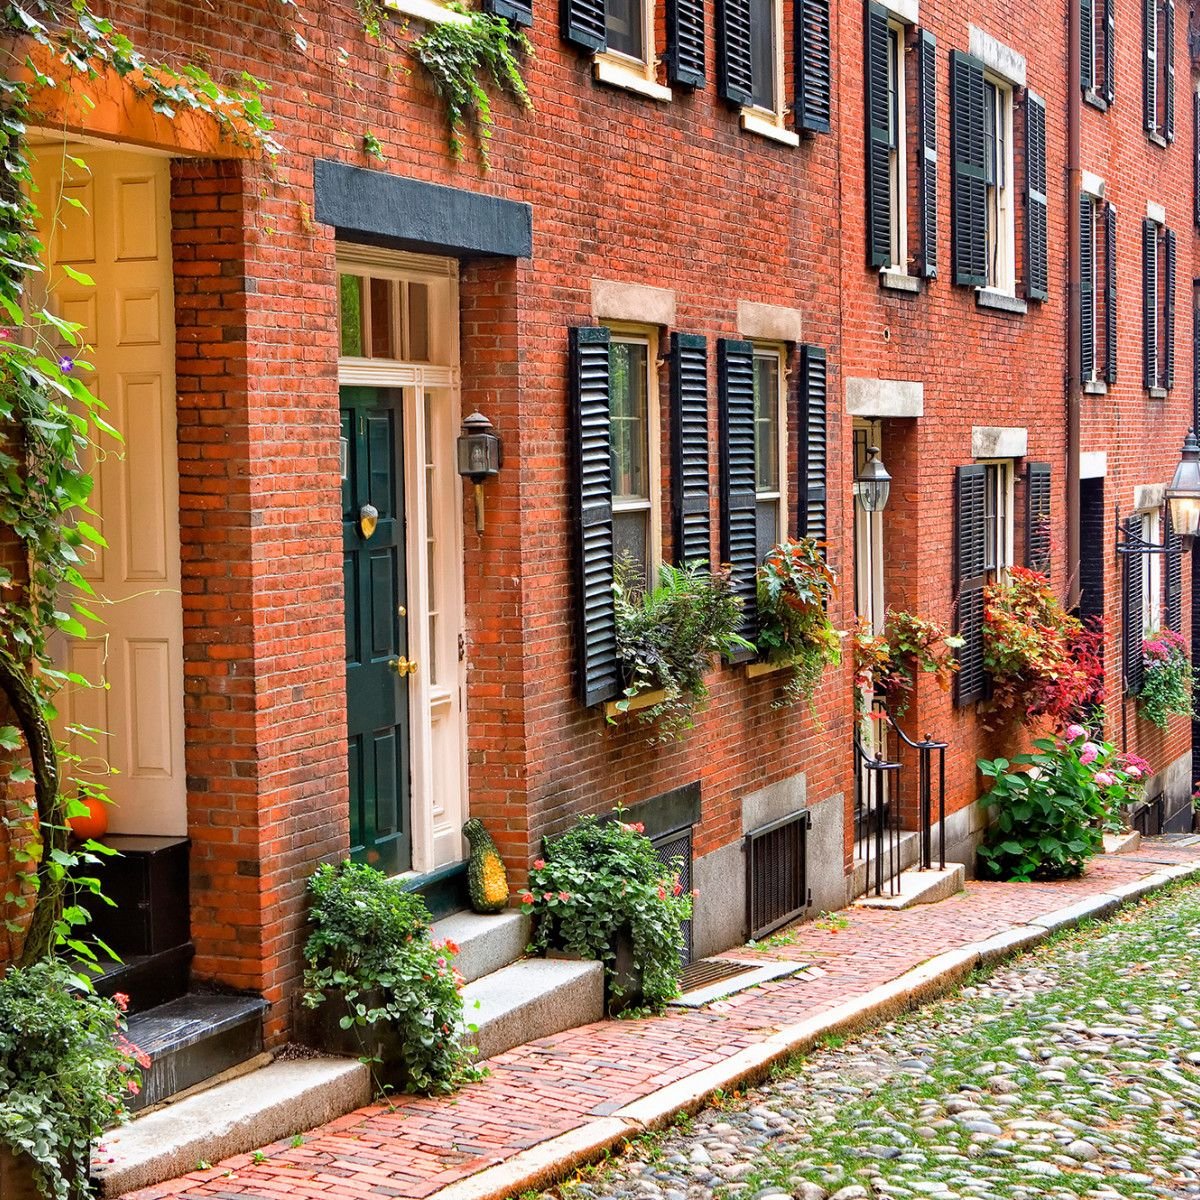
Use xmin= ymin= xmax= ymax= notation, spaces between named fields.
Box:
xmin=570 ymin=880 xmax=1200 ymax=1200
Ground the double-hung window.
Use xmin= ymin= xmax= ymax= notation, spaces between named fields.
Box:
xmin=594 ymin=0 xmax=672 ymax=98
xmin=885 ymin=25 xmax=906 ymax=269
xmin=1141 ymin=508 xmax=1163 ymax=634
xmin=609 ymin=331 xmax=661 ymax=586
xmin=1144 ymin=0 xmax=1175 ymax=143
xmin=983 ymin=78 xmax=1014 ymax=295
xmin=1081 ymin=189 xmax=1118 ymax=387
xmin=981 ymin=460 xmax=1014 ymax=583
xmin=741 ymin=0 xmax=797 ymax=144
xmin=1142 ymin=210 xmax=1176 ymax=394
xmin=1081 ymin=0 xmax=1115 ymax=106
xmin=752 ymin=347 xmax=787 ymax=560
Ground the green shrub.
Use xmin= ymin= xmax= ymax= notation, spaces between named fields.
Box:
xmin=301 ymin=861 xmax=480 ymax=1094
xmin=0 ymin=958 xmax=145 ymax=1200
xmin=521 ymin=813 xmax=693 ymax=1010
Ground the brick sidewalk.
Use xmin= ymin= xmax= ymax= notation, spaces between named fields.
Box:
xmin=122 ymin=839 xmax=1200 ymax=1200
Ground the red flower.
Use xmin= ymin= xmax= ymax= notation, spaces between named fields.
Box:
xmin=520 ymin=891 xmax=534 ymax=905
xmin=557 ymin=891 xmax=571 ymax=902
xmin=533 ymin=858 xmax=546 ymax=870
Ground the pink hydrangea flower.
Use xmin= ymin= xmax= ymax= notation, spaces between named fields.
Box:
xmin=1065 ymin=723 xmax=1087 ymax=742
xmin=1079 ymin=742 xmax=1099 ymax=765
xmin=1094 ymin=771 xmax=1115 ymax=787
xmin=1126 ymin=765 xmax=1142 ymax=779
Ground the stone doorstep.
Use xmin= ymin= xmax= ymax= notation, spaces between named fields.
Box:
xmin=1103 ymin=830 xmax=1143 ymax=855
xmin=91 ymin=1057 xmax=372 ymax=1198
xmin=432 ymin=909 xmax=531 ymax=984
xmin=853 ymin=863 xmax=967 ymax=910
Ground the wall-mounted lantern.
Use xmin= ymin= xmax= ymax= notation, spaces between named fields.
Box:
xmin=855 ymin=445 xmax=892 ymax=514
xmin=456 ymin=411 xmax=502 ymax=534
xmin=1166 ymin=429 xmax=1200 ymax=549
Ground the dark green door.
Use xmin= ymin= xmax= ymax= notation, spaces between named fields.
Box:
xmin=342 ymin=386 xmax=411 ymax=874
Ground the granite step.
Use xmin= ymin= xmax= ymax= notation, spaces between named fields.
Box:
xmin=431 ymin=908 xmax=530 ymax=983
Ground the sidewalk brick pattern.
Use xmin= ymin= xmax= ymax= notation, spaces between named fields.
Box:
xmin=119 ymin=842 xmax=1200 ymax=1200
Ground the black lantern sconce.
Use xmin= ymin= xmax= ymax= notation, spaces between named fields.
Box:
xmin=1117 ymin=429 xmax=1200 ymax=557
xmin=456 ymin=411 xmax=502 ymax=534
xmin=855 ymin=445 xmax=892 ymax=514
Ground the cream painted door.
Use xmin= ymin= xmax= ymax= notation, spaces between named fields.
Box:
xmin=34 ymin=146 xmax=187 ymax=836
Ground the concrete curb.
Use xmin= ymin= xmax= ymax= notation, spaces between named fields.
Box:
xmin=434 ymin=862 xmax=1200 ymax=1200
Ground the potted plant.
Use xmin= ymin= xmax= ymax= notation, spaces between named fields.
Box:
xmin=0 ymin=959 xmax=146 ymax=1200
xmin=755 ymin=538 xmax=842 ymax=713
xmin=1138 ymin=629 xmax=1194 ymax=728
xmin=852 ymin=608 xmax=962 ymax=717
xmin=520 ymin=812 xmax=693 ymax=1013
xmin=300 ymin=861 xmax=482 ymax=1094
xmin=612 ymin=557 xmax=754 ymax=742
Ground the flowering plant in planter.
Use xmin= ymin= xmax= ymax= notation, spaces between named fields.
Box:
xmin=1138 ymin=629 xmax=1194 ymax=729
xmin=978 ymin=725 xmax=1141 ymax=881
xmin=0 ymin=958 xmax=146 ymax=1200
xmin=852 ymin=609 xmax=962 ymax=717
xmin=521 ymin=812 xmax=693 ymax=1012
xmin=756 ymin=538 xmax=842 ymax=713
xmin=612 ymin=557 xmax=754 ymax=742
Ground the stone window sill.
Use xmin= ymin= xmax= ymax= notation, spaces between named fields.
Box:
xmin=739 ymin=109 xmax=800 ymax=147
xmin=1148 ymin=130 xmax=1168 ymax=149
xmin=1082 ymin=378 xmax=1108 ymax=395
xmin=603 ymin=687 xmax=667 ymax=718
xmin=383 ymin=0 xmax=472 ymax=21
xmin=1148 ymin=386 xmax=1169 ymax=400
xmin=880 ymin=268 xmax=921 ymax=294
xmin=975 ymin=287 xmax=1027 ymax=315
xmin=1083 ymin=88 xmax=1108 ymax=113
xmin=746 ymin=658 xmax=791 ymax=679
xmin=593 ymin=55 xmax=673 ymax=102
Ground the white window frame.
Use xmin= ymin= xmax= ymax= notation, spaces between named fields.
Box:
xmin=739 ymin=0 xmax=800 ymax=146
xmin=887 ymin=19 xmax=909 ymax=272
xmin=982 ymin=75 xmax=1015 ymax=296
xmin=979 ymin=459 xmax=1015 ymax=583
xmin=752 ymin=343 xmax=788 ymax=554
xmin=1140 ymin=507 xmax=1163 ymax=634
xmin=594 ymin=0 xmax=672 ymax=101
xmin=609 ymin=325 xmax=662 ymax=582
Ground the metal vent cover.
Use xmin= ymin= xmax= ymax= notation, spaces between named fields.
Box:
xmin=746 ymin=811 xmax=811 ymax=941
xmin=651 ymin=824 xmax=693 ymax=966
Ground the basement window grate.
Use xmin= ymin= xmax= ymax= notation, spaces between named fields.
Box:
xmin=676 ymin=957 xmax=759 ymax=993
xmin=651 ymin=824 xmax=693 ymax=967
xmin=746 ymin=811 xmax=811 ymax=941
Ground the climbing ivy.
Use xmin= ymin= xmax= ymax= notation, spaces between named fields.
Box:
xmin=0 ymin=0 xmax=275 ymax=965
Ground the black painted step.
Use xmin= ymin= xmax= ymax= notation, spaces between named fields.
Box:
xmin=90 ymin=944 xmax=194 ymax=1014
xmin=124 ymin=993 xmax=267 ymax=1111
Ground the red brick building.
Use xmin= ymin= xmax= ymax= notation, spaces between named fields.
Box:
xmin=2 ymin=0 xmax=1196 ymax=1070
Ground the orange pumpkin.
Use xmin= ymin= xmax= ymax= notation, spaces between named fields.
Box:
xmin=68 ymin=796 xmax=109 ymax=841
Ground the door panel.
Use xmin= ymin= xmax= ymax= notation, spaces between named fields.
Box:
xmin=342 ymin=386 xmax=412 ymax=874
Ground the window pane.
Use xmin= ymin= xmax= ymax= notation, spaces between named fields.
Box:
xmin=887 ymin=27 xmax=899 ymax=148
xmin=614 ymin=510 xmax=650 ymax=587
xmin=610 ymin=341 xmax=649 ymax=502
xmin=756 ymin=498 xmax=780 ymax=562
xmin=749 ymin=0 xmax=776 ymax=109
xmin=407 ymin=283 xmax=430 ymax=361
xmin=370 ymin=277 xmax=395 ymax=359
xmin=606 ymin=0 xmax=643 ymax=59
xmin=753 ymin=354 xmax=779 ymax=493
xmin=339 ymin=274 xmax=364 ymax=357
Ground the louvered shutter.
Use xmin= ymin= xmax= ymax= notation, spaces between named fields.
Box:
xmin=1144 ymin=0 xmax=1158 ymax=135
xmin=866 ymin=3 xmax=892 ymax=268
xmin=954 ymin=464 xmax=988 ymax=707
xmin=1166 ymin=508 xmax=1183 ymax=632
xmin=799 ymin=345 xmax=828 ymax=542
xmin=670 ymin=333 xmax=711 ymax=565
xmin=1143 ymin=219 xmax=1159 ymax=389
xmin=1165 ymin=0 xmax=1175 ymax=140
xmin=1081 ymin=0 xmax=1095 ymax=91
xmin=1025 ymin=93 xmax=1049 ymax=301
xmin=1102 ymin=0 xmax=1115 ymax=103
xmin=667 ymin=0 xmax=706 ymax=87
xmin=1025 ymin=462 xmax=1052 ymax=575
xmin=718 ymin=339 xmax=758 ymax=639
xmin=484 ymin=0 xmax=532 ymax=26
xmin=796 ymin=0 xmax=832 ymax=132
xmin=569 ymin=327 xmax=620 ymax=708
xmin=917 ymin=29 xmax=938 ymax=278
xmin=717 ymin=0 xmax=754 ymax=106
xmin=951 ymin=52 xmax=987 ymax=287
xmin=1124 ymin=518 xmax=1145 ymax=694
xmin=561 ymin=0 xmax=606 ymax=49
xmin=1165 ymin=226 xmax=1177 ymax=388
xmin=1080 ymin=197 xmax=1095 ymax=380
xmin=1104 ymin=203 xmax=1118 ymax=384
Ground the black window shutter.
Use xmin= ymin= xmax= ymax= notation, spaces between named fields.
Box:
xmin=718 ymin=339 xmax=758 ymax=639
xmin=954 ymin=464 xmax=988 ymax=707
xmin=1144 ymin=0 xmax=1157 ymax=135
xmin=1025 ymin=92 xmax=1049 ymax=301
xmin=1080 ymin=197 xmax=1095 ymax=380
xmin=1102 ymin=0 xmax=1115 ymax=103
xmin=1025 ymin=462 xmax=1052 ymax=575
xmin=865 ymin=2 xmax=892 ymax=268
xmin=569 ymin=326 xmax=621 ymax=708
xmin=483 ymin=0 xmax=533 ymax=26
xmin=796 ymin=0 xmax=832 ymax=132
xmin=917 ymin=29 xmax=938 ymax=278
xmin=1165 ymin=0 xmax=1175 ymax=141
xmin=561 ymin=0 xmax=607 ymax=51
xmin=667 ymin=0 xmax=706 ymax=88
xmin=799 ymin=345 xmax=828 ymax=542
xmin=1143 ymin=219 xmax=1158 ymax=389
xmin=1166 ymin=507 xmax=1183 ymax=632
xmin=1081 ymin=0 xmax=1095 ymax=91
xmin=1123 ymin=518 xmax=1145 ymax=694
xmin=717 ymin=0 xmax=754 ymax=106
xmin=1104 ymin=202 xmax=1118 ymax=384
xmin=951 ymin=51 xmax=987 ymax=287
xmin=1165 ymin=226 xmax=1177 ymax=388
xmin=670 ymin=333 xmax=711 ymax=565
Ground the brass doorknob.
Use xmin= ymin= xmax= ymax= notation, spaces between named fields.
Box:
xmin=389 ymin=656 xmax=418 ymax=676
